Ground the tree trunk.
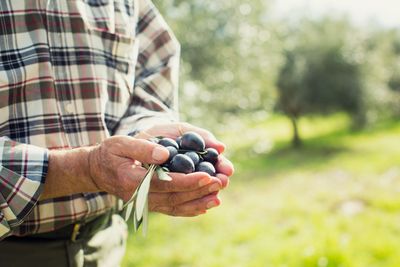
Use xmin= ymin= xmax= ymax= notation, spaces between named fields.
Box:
xmin=290 ymin=115 xmax=301 ymax=148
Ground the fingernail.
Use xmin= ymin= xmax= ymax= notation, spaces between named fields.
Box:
xmin=219 ymin=142 xmax=226 ymax=150
xmin=199 ymin=177 xmax=211 ymax=187
xmin=206 ymin=200 xmax=218 ymax=209
xmin=209 ymin=183 xmax=220 ymax=193
xmin=152 ymin=146 xmax=168 ymax=161
xmin=216 ymin=142 xmax=226 ymax=153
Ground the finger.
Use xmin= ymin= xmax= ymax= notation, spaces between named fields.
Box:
xmin=150 ymin=172 xmax=222 ymax=193
xmin=114 ymin=136 xmax=169 ymax=164
xmin=148 ymin=182 xmax=221 ymax=207
xmin=152 ymin=194 xmax=221 ymax=217
xmin=179 ymin=123 xmax=226 ymax=153
xmin=215 ymin=155 xmax=234 ymax=176
xmin=216 ymin=173 xmax=230 ymax=189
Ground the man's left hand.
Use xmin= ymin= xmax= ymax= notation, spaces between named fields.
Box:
xmin=135 ymin=122 xmax=234 ymax=216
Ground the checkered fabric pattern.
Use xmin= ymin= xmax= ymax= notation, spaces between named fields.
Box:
xmin=0 ymin=0 xmax=179 ymax=239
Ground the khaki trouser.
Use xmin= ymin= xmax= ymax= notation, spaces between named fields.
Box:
xmin=0 ymin=215 xmax=128 ymax=267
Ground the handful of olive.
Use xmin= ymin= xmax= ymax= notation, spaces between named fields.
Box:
xmin=156 ymin=131 xmax=219 ymax=177
xmin=124 ymin=131 xmax=220 ymax=234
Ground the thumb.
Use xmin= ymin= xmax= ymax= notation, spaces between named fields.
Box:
xmin=118 ymin=136 xmax=169 ymax=164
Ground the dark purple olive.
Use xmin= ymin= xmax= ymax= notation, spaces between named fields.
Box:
xmin=203 ymin=148 xmax=219 ymax=164
xmin=158 ymin=138 xmax=179 ymax=149
xmin=169 ymin=154 xmax=195 ymax=174
xmin=166 ymin=146 xmax=178 ymax=161
xmin=196 ymin=161 xmax=216 ymax=176
xmin=180 ymin=132 xmax=205 ymax=151
xmin=185 ymin=151 xmax=200 ymax=165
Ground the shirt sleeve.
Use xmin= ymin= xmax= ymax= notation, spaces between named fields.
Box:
xmin=0 ymin=137 xmax=48 ymax=239
xmin=113 ymin=0 xmax=181 ymax=136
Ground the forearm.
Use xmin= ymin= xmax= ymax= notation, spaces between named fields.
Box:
xmin=40 ymin=147 xmax=100 ymax=200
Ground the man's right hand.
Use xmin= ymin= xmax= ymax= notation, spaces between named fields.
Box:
xmin=43 ymin=136 xmax=223 ymax=217
xmin=88 ymin=136 xmax=171 ymax=202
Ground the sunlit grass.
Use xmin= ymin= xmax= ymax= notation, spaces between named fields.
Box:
xmin=122 ymin=114 xmax=400 ymax=267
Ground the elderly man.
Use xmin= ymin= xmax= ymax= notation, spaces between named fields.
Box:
xmin=0 ymin=0 xmax=233 ymax=266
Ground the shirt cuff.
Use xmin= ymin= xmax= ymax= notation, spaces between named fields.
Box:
xmin=0 ymin=137 xmax=49 ymax=238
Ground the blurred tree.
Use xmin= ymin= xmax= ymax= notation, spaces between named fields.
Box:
xmin=276 ymin=18 xmax=366 ymax=147
xmin=364 ymin=28 xmax=400 ymax=120
xmin=153 ymin=0 xmax=400 ymax=145
xmin=153 ymin=0 xmax=281 ymax=129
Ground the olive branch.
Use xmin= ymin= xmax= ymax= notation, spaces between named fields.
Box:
xmin=122 ymin=164 xmax=172 ymax=235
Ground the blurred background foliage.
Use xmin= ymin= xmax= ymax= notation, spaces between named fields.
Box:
xmin=153 ymin=0 xmax=400 ymax=145
xmin=154 ymin=0 xmax=280 ymax=126
xmin=123 ymin=1 xmax=400 ymax=266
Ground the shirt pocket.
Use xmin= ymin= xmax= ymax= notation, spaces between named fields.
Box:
xmin=87 ymin=27 xmax=137 ymax=74
xmin=75 ymin=0 xmax=138 ymax=95
xmin=76 ymin=0 xmax=136 ymax=37
xmin=85 ymin=24 xmax=138 ymax=102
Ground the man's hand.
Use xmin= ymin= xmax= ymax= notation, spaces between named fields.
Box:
xmin=42 ymin=136 xmax=171 ymax=201
xmin=135 ymin=122 xmax=235 ymax=216
xmin=148 ymin=172 xmax=222 ymax=217
xmin=135 ymin=122 xmax=234 ymax=185
xmin=88 ymin=136 xmax=170 ymax=201
xmin=43 ymin=123 xmax=233 ymax=217
xmin=43 ymin=134 xmax=228 ymax=217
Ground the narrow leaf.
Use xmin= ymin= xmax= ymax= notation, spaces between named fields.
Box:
xmin=133 ymin=210 xmax=139 ymax=232
xmin=123 ymin=186 xmax=138 ymax=209
xmin=142 ymin=198 xmax=149 ymax=236
xmin=135 ymin=164 xmax=156 ymax=221
xmin=156 ymin=167 xmax=172 ymax=181
xmin=123 ymin=201 xmax=134 ymax=221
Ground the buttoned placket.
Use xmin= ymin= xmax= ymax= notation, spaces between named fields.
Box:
xmin=46 ymin=0 xmax=76 ymax=138
xmin=46 ymin=4 xmax=94 ymax=217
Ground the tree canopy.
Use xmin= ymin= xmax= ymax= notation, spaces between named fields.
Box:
xmin=153 ymin=0 xmax=400 ymax=145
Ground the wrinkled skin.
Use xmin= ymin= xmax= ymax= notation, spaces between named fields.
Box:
xmin=89 ymin=122 xmax=234 ymax=217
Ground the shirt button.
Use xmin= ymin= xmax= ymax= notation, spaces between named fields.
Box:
xmin=65 ymin=103 xmax=74 ymax=114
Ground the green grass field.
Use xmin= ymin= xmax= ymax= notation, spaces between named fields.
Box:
xmin=122 ymin=114 xmax=400 ymax=267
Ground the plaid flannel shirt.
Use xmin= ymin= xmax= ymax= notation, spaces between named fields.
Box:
xmin=0 ymin=0 xmax=179 ymax=239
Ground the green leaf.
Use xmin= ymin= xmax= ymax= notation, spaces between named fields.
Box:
xmin=156 ymin=167 xmax=172 ymax=181
xmin=123 ymin=202 xmax=134 ymax=221
xmin=135 ymin=164 xmax=156 ymax=222
xmin=123 ymin=159 xmax=174 ymax=233
xmin=123 ymin=187 xmax=138 ymax=209
xmin=133 ymin=210 xmax=139 ymax=232
xmin=142 ymin=198 xmax=149 ymax=236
